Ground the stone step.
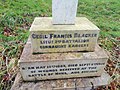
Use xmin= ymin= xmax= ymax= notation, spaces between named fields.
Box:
xmin=30 ymin=17 xmax=100 ymax=53
xmin=19 ymin=38 xmax=108 ymax=81
xmin=11 ymin=71 xmax=110 ymax=90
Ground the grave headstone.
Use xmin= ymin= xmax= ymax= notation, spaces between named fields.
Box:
xmin=30 ymin=0 xmax=100 ymax=53
xmin=18 ymin=0 xmax=108 ymax=81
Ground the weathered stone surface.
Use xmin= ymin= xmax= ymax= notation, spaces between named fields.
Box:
xmin=11 ymin=71 xmax=110 ymax=90
xmin=30 ymin=17 xmax=100 ymax=53
xmin=52 ymin=0 xmax=78 ymax=24
xmin=19 ymin=39 xmax=108 ymax=81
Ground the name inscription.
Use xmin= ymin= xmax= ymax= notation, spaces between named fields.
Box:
xmin=31 ymin=32 xmax=98 ymax=50
xmin=32 ymin=33 xmax=97 ymax=39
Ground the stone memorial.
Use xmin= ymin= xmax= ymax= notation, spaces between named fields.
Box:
xmin=19 ymin=0 xmax=109 ymax=81
xmin=52 ymin=0 xmax=78 ymax=24
xmin=30 ymin=17 xmax=100 ymax=53
xmin=30 ymin=0 xmax=100 ymax=53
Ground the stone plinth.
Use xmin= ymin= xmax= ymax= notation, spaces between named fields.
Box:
xmin=11 ymin=71 xmax=110 ymax=90
xmin=19 ymin=39 xmax=108 ymax=81
xmin=30 ymin=17 xmax=100 ymax=53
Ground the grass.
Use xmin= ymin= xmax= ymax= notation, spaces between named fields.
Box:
xmin=78 ymin=0 xmax=120 ymax=36
xmin=0 ymin=0 xmax=120 ymax=90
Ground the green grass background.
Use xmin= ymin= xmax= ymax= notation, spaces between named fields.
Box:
xmin=0 ymin=0 xmax=120 ymax=90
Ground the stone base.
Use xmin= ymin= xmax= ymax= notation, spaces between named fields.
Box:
xmin=30 ymin=17 xmax=100 ymax=53
xmin=11 ymin=71 xmax=110 ymax=90
xmin=19 ymin=38 xmax=108 ymax=81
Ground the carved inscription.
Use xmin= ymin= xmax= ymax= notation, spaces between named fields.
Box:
xmin=21 ymin=61 xmax=105 ymax=79
xmin=31 ymin=32 xmax=98 ymax=50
